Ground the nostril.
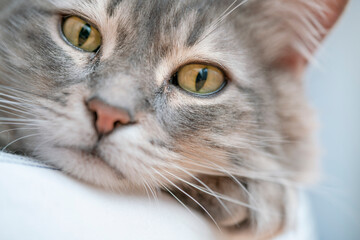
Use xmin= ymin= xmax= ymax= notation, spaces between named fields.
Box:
xmin=87 ymin=98 xmax=132 ymax=135
xmin=92 ymin=111 xmax=98 ymax=122
xmin=114 ymin=121 xmax=122 ymax=129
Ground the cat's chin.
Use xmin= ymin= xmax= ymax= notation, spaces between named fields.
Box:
xmin=35 ymin=145 xmax=145 ymax=192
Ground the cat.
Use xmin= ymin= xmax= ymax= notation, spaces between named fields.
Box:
xmin=0 ymin=0 xmax=348 ymax=239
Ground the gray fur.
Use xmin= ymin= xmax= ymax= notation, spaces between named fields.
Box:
xmin=0 ymin=0 xmax=348 ymax=239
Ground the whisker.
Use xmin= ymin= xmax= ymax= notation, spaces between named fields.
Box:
xmin=177 ymin=158 xmax=301 ymax=187
xmin=0 ymin=108 xmax=32 ymax=120
xmin=31 ymin=138 xmax=52 ymax=157
xmin=144 ymin=179 xmax=158 ymax=203
xmin=0 ymin=92 xmax=34 ymax=104
xmin=0 ymin=85 xmax=42 ymax=99
xmin=142 ymin=167 xmax=161 ymax=203
xmin=205 ymin=161 xmax=260 ymax=208
xmin=0 ymin=99 xmax=35 ymax=108
xmin=162 ymin=167 xmax=256 ymax=211
xmin=214 ymin=0 xmax=249 ymax=29
xmin=2 ymin=133 xmax=41 ymax=151
xmin=0 ymin=117 xmax=42 ymax=122
xmin=202 ymin=0 xmax=238 ymax=36
xmin=0 ymin=127 xmax=39 ymax=135
xmin=163 ymin=167 xmax=232 ymax=215
xmin=152 ymin=167 xmax=222 ymax=232
xmin=211 ymin=0 xmax=238 ymax=27
xmin=198 ymin=0 xmax=249 ymax=43
xmin=0 ymin=122 xmax=40 ymax=126
xmin=0 ymin=103 xmax=39 ymax=117
xmin=141 ymin=178 xmax=152 ymax=202
xmin=159 ymin=183 xmax=201 ymax=224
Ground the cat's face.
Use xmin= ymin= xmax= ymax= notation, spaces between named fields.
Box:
xmin=0 ymin=0 xmax=347 ymax=237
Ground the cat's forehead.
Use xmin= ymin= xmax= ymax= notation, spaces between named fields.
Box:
xmin=46 ymin=0 xmax=236 ymax=47
xmin=50 ymin=0 xmax=226 ymax=13
xmin=48 ymin=0 xmax=229 ymax=23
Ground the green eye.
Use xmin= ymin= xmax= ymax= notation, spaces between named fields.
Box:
xmin=61 ymin=16 xmax=102 ymax=52
xmin=173 ymin=64 xmax=226 ymax=95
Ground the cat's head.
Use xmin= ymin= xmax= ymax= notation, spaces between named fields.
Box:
xmin=0 ymin=0 xmax=347 ymax=237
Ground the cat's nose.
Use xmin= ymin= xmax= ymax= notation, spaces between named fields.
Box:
xmin=87 ymin=98 xmax=131 ymax=135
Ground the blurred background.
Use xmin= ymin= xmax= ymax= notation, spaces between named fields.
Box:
xmin=306 ymin=1 xmax=360 ymax=239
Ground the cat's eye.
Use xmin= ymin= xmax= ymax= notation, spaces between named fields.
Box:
xmin=61 ymin=16 xmax=101 ymax=52
xmin=172 ymin=64 xmax=226 ymax=95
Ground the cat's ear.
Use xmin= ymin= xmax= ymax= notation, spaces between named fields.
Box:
xmin=255 ymin=0 xmax=348 ymax=73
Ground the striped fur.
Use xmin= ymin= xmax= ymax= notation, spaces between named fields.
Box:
xmin=0 ymin=0 xmax=347 ymax=238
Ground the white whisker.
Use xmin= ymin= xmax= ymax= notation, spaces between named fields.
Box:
xmin=163 ymin=167 xmax=231 ymax=214
xmin=0 ymin=122 xmax=40 ymax=126
xmin=0 ymin=127 xmax=39 ymax=135
xmin=2 ymin=133 xmax=41 ymax=151
xmin=206 ymin=161 xmax=260 ymax=208
xmin=142 ymin=178 xmax=152 ymax=202
xmin=0 ymin=117 xmax=41 ymax=122
xmin=0 ymin=91 xmax=34 ymax=104
xmin=152 ymin=167 xmax=222 ymax=232
xmin=142 ymin=167 xmax=161 ymax=204
xmin=159 ymin=183 xmax=201 ymax=224
xmin=0 ymin=103 xmax=39 ymax=117
xmin=163 ymin=167 xmax=256 ymax=211
xmin=0 ymin=108 xmax=31 ymax=119
xmin=198 ymin=0 xmax=249 ymax=43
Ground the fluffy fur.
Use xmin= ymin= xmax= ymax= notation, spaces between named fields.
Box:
xmin=0 ymin=0 xmax=347 ymax=239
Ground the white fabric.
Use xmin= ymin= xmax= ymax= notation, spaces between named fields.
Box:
xmin=275 ymin=195 xmax=316 ymax=240
xmin=0 ymin=152 xmax=315 ymax=240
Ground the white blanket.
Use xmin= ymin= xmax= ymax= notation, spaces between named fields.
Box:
xmin=0 ymin=152 xmax=315 ymax=240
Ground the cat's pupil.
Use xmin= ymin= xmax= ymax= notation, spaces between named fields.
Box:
xmin=195 ymin=68 xmax=208 ymax=91
xmin=78 ymin=24 xmax=91 ymax=47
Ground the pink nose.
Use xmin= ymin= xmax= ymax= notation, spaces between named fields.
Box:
xmin=87 ymin=98 xmax=131 ymax=135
